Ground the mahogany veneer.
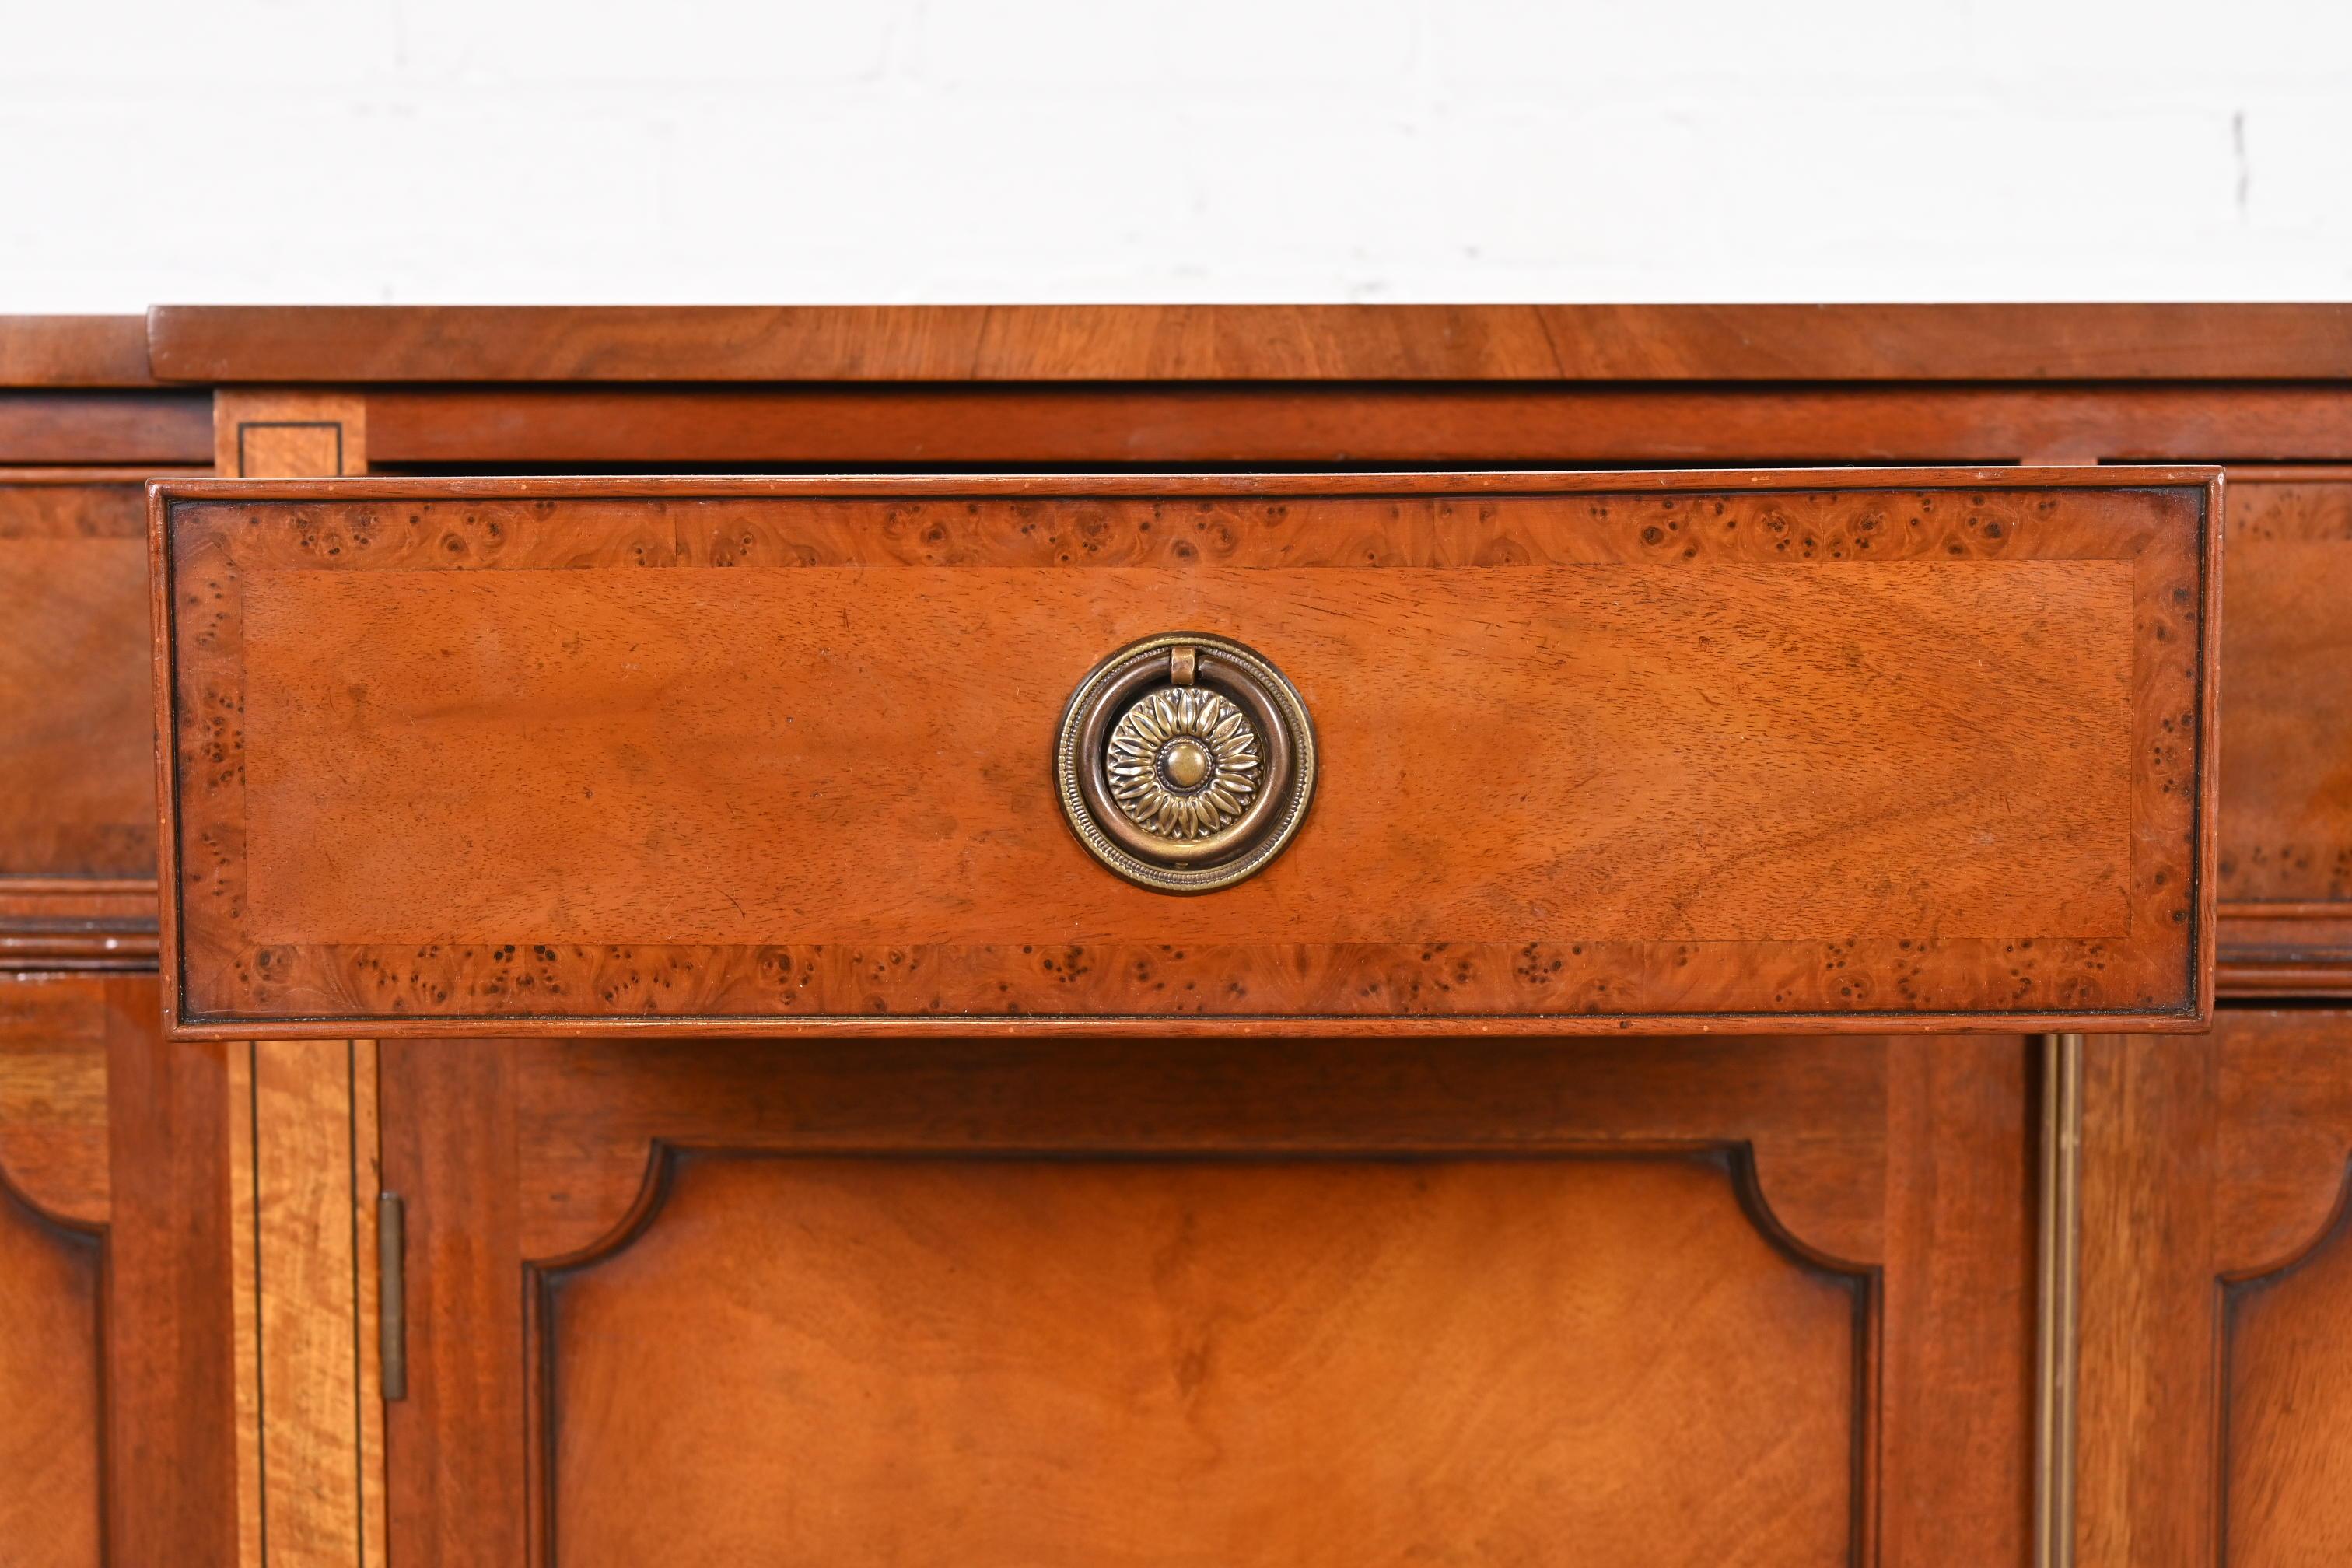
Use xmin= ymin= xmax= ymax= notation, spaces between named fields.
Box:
xmin=152 ymin=468 xmax=2218 ymax=1036
xmin=144 ymin=303 xmax=2352 ymax=382
xmin=383 ymin=1029 xmax=2035 ymax=1566
xmin=0 ymin=974 xmax=237 ymax=1566
xmin=2081 ymin=1010 xmax=2352 ymax=1564
xmin=11 ymin=306 xmax=2352 ymax=1567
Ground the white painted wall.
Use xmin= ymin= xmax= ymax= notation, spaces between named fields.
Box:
xmin=2 ymin=0 xmax=2347 ymax=309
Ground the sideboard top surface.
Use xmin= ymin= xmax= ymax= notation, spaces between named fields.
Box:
xmin=16 ymin=303 xmax=2352 ymax=387
xmin=138 ymin=303 xmax=2352 ymax=384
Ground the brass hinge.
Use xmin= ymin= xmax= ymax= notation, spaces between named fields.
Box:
xmin=379 ymin=1192 xmax=408 ymax=1402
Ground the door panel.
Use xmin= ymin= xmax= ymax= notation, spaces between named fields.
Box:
xmin=383 ymin=1032 xmax=2037 ymax=1566
xmin=0 ymin=974 xmax=240 ymax=1566
xmin=2081 ymin=1010 xmax=2352 ymax=1565
xmin=2224 ymin=1180 xmax=2352 ymax=1563
xmin=0 ymin=979 xmax=111 ymax=1566
xmin=0 ymin=1160 xmax=102 ymax=1567
xmin=544 ymin=1152 xmax=1860 ymax=1566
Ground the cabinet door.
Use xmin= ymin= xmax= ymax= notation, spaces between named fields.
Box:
xmin=2 ymin=424 xmax=231 ymax=1557
xmin=2081 ymin=1009 xmax=2352 ymax=1564
xmin=383 ymin=1032 xmax=2038 ymax=1566
xmin=0 ymin=974 xmax=238 ymax=1565
xmin=0 ymin=980 xmax=107 ymax=1567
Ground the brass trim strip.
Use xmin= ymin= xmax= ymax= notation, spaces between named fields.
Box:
xmin=2035 ymin=1032 xmax=2083 ymax=1568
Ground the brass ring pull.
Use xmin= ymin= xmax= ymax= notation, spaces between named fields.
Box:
xmin=1055 ymin=632 xmax=1317 ymax=893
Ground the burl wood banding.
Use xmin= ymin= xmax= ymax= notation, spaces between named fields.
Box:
xmin=155 ymin=469 xmax=2217 ymax=1034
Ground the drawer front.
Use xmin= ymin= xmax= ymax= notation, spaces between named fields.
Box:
xmin=0 ymin=474 xmax=163 ymax=966
xmin=153 ymin=469 xmax=2219 ymax=1035
xmin=0 ymin=478 xmax=152 ymax=878
xmin=2217 ymin=471 xmax=2352 ymax=990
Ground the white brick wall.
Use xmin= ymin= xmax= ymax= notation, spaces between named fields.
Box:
xmin=1 ymin=0 xmax=2347 ymax=307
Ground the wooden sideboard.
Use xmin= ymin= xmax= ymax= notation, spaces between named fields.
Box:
xmin=5 ymin=304 xmax=2352 ymax=1566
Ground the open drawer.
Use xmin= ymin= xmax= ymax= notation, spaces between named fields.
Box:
xmin=150 ymin=467 xmax=2219 ymax=1036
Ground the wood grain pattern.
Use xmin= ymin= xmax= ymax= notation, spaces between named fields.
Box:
xmin=242 ymin=558 xmax=2135 ymax=944
xmin=0 ymin=316 xmax=156 ymax=388
xmin=0 ymin=973 xmax=240 ymax=1566
xmin=258 ymin=1043 xmax=350 ymax=1566
xmin=213 ymin=391 xmax=366 ymax=481
xmin=380 ymin=1040 xmax=524 ymax=1568
xmin=0 ymin=984 xmax=115 ymax=1568
xmin=548 ymin=1150 xmax=1864 ymax=1567
xmin=202 ymin=390 xmax=378 ymax=1568
xmin=0 ymin=391 xmax=214 ymax=466
xmin=0 ymin=978 xmax=111 ymax=1227
xmin=0 ymin=984 xmax=107 ymax=1568
xmin=0 ymin=475 xmax=161 ymax=884
xmin=208 ymin=389 xmax=383 ymax=1568
xmin=145 ymin=303 xmax=2352 ymax=383
xmin=0 ymin=300 xmax=2334 ymax=1564
xmin=103 ymin=972 xmax=240 ymax=1567
xmin=2223 ymin=1162 xmax=2352 ymax=1565
xmin=249 ymin=1039 xmax=386 ymax=1568
xmin=1882 ymin=1033 xmax=2039 ymax=1563
xmin=499 ymin=1033 xmax=1894 ymax=1269
xmin=2077 ymin=1009 xmax=2352 ymax=1565
xmin=377 ymin=1031 xmax=2035 ymax=1565
xmin=155 ymin=470 xmax=2217 ymax=1034
xmin=2214 ymin=472 xmax=2352 ymax=996
xmin=0 ymin=1150 xmax=103 ymax=1568
xmin=2217 ymin=473 xmax=2352 ymax=908
xmin=358 ymin=382 xmax=2352 ymax=470
xmin=0 ymin=466 xmax=193 ymax=970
